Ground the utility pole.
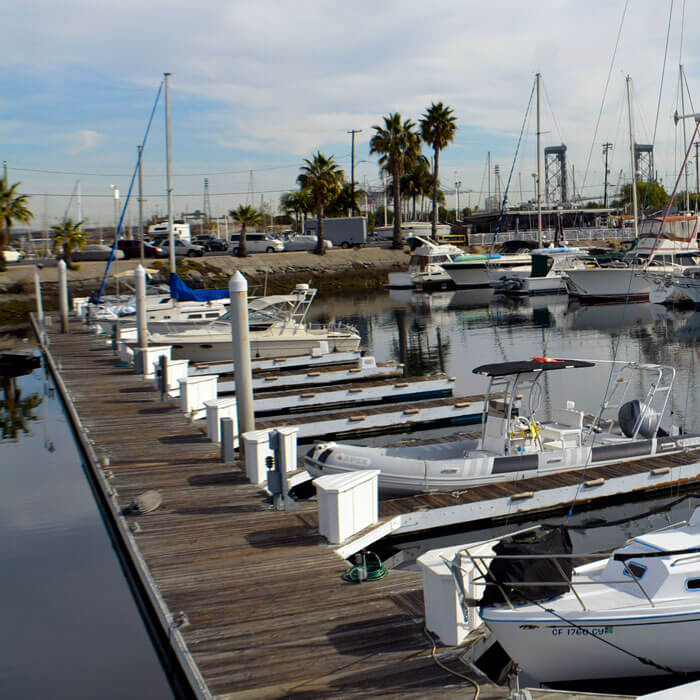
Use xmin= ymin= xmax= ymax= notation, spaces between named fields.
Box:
xmin=455 ymin=172 xmax=461 ymax=220
xmin=536 ymin=72 xmax=542 ymax=246
xmin=138 ymin=145 xmax=144 ymax=264
xmin=2 ymin=160 xmax=7 ymax=184
xmin=602 ymin=142 xmax=612 ymax=208
xmin=347 ymin=129 xmax=362 ymax=216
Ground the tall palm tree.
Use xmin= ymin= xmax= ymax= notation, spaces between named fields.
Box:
xmin=0 ymin=180 xmax=33 ymax=270
xmin=370 ymin=113 xmax=420 ymax=249
xmin=51 ymin=218 xmax=86 ymax=269
xmin=280 ymin=189 xmax=313 ymax=233
xmin=297 ymin=152 xmax=344 ymax=255
xmin=400 ymin=155 xmax=432 ymax=221
xmin=229 ymin=204 xmax=263 ymax=257
xmin=420 ymin=102 xmax=457 ymax=238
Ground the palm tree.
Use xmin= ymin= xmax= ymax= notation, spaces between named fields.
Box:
xmin=280 ymin=189 xmax=313 ymax=233
xmin=370 ymin=113 xmax=420 ymax=249
xmin=0 ymin=376 xmax=42 ymax=440
xmin=400 ymin=155 xmax=432 ymax=221
xmin=326 ymin=182 xmax=365 ymax=218
xmin=297 ymin=152 xmax=344 ymax=255
xmin=420 ymin=102 xmax=457 ymax=238
xmin=51 ymin=218 xmax=86 ymax=269
xmin=0 ymin=180 xmax=33 ymax=270
xmin=229 ymin=205 xmax=263 ymax=257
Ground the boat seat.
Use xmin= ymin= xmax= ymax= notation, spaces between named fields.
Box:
xmin=540 ymin=407 xmax=584 ymax=448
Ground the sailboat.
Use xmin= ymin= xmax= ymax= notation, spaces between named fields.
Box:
xmin=566 ymin=76 xmax=700 ymax=302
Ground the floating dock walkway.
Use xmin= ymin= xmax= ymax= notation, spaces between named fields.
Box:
xmin=37 ymin=314 xmax=686 ymax=699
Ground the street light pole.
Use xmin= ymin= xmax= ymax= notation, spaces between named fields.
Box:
xmin=348 ymin=129 xmax=362 ymax=216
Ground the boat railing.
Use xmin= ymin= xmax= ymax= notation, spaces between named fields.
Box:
xmin=451 ymin=546 xmax=655 ymax=613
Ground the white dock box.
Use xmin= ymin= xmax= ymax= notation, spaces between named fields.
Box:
xmin=417 ymin=541 xmax=496 ymax=646
xmin=314 ymin=470 xmax=379 ymax=544
xmin=241 ymin=429 xmax=274 ymax=485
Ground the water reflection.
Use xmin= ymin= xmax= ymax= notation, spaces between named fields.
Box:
xmin=0 ymin=367 xmax=173 ymax=699
xmin=0 ymin=374 xmax=42 ymax=440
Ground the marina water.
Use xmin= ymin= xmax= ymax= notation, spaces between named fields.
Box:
xmin=0 ymin=364 xmax=174 ymax=698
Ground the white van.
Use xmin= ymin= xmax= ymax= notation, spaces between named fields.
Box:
xmin=229 ymin=232 xmax=285 ymax=254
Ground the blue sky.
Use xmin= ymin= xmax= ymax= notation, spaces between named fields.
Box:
xmin=2 ymin=1 xmax=699 ymax=226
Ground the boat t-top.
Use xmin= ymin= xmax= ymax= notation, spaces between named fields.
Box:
xmin=305 ymin=357 xmax=696 ymax=495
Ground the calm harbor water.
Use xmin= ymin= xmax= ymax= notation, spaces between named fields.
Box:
xmin=309 ymin=289 xmax=700 ymax=560
xmin=0 ymin=364 xmax=174 ymax=699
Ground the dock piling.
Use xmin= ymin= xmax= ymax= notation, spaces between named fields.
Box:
xmin=135 ymin=263 xmax=148 ymax=349
xmin=58 ymin=259 xmax=69 ymax=333
xmin=229 ymin=272 xmax=255 ymax=456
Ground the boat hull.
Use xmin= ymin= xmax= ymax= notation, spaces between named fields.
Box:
xmin=443 ymin=257 xmax=531 ymax=288
xmin=565 ymin=268 xmax=651 ymax=302
xmin=482 ymin=608 xmax=700 ymax=682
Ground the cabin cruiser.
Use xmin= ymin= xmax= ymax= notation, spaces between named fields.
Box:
xmin=463 ymin=507 xmax=700 ymax=682
xmin=305 ymin=357 xmax=694 ymax=496
xmin=387 ymin=236 xmax=463 ymax=289
xmin=442 ymin=241 xmax=537 ymax=288
xmin=565 ymin=214 xmax=700 ymax=302
xmin=149 ymin=284 xmax=361 ymax=362
xmin=491 ymin=247 xmax=584 ymax=295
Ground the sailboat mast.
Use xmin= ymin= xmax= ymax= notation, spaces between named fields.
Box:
xmin=680 ymin=65 xmax=690 ymax=212
xmin=626 ymin=75 xmax=639 ymax=241
xmin=536 ymin=73 xmax=542 ymax=246
xmin=164 ymin=72 xmax=175 ymax=274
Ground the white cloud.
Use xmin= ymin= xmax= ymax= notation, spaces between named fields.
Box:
xmin=67 ymin=129 xmax=101 ymax=155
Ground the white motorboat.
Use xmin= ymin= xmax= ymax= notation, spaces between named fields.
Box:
xmin=649 ymin=256 xmax=700 ymax=305
xmin=305 ymin=357 xmax=694 ymax=496
xmin=149 ymin=284 xmax=361 ymax=362
xmin=491 ymin=247 xmax=584 ymax=295
xmin=566 ymin=214 xmax=700 ymax=303
xmin=468 ymin=507 xmax=700 ymax=683
xmin=387 ymin=236 xmax=463 ymax=290
xmin=442 ymin=241 xmax=536 ymax=289
xmin=670 ymin=267 xmax=700 ymax=308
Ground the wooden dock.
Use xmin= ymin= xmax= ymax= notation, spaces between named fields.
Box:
xmin=37 ymin=315 xmax=663 ymax=699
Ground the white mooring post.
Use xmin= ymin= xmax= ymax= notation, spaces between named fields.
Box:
xmin=34 ymin=265 xmax=44 ymax=329
xmin=135 ymin=264 xmax=148 ymax=349
xmin=58 ymin=259 xmax=69 ymax=333
xmin=229 ymin=272 xmax=255 ymax=455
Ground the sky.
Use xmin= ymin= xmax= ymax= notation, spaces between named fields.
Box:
xmin=2 ymin=0 xmax=700 ymax=228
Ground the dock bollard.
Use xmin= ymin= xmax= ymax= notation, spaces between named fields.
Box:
xmin=221 ymin=417 xmax=235 ymax=463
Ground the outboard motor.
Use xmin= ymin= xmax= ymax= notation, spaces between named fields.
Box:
xmin=618 ymin=399 xmax=665 ymax=439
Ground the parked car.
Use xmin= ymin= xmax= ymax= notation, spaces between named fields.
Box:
xmin=117 ymin=239 xmax=166 ymax=259
xmin=193 ymin=236 xmax=228 ymax=252
xmin=69 ymin=244 xmax=125 ymax=262
xmin=2 ymin=247 xmax=25 ymax=263
xmin=283 ymin=234 xmax=332 ymax=252
xmin=158 ymin=238 xmax=205 ymax=257
xmin=229 ymin=232 xmax=285 ymax=254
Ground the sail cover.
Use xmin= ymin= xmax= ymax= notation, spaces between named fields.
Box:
xmin=169 ymin=273 xmax=229 ymax=302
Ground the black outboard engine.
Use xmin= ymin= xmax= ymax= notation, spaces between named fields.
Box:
xmin=618 ymin=399 xmax=666 ymax=438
